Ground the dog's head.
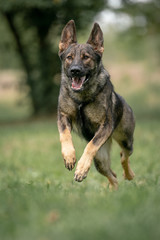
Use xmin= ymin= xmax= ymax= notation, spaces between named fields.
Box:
xmin=59 ymin=20 xmax=104 ymax=92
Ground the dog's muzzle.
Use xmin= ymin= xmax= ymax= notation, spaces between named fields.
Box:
xmin=71 ymin=76 xmax=88 ymax=90
xmin=70 ymin=66 xmax=89 ymax=91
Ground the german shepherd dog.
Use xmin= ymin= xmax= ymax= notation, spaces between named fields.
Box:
xmin=58 ymin=20 xmax=135 ymax=189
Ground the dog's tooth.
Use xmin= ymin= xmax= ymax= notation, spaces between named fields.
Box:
xmin=80 ymin=76 xmax=86 ymax=82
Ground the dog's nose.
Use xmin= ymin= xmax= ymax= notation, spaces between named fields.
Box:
xmin=70 ymin=66 xmax=81 ymax=76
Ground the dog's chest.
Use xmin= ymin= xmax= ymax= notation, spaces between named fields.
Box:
xmin=73 ymin=102 xmax=105 ymax=141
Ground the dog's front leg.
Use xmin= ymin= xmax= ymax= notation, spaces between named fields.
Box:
xmin=58 ymin=112 xmax=76 ymax=171
xmin=74 ymin=123 xmax=113 ymax=182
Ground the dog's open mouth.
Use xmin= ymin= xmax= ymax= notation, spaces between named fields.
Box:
xmin=71 ymin=75 xmax=89 ymax=91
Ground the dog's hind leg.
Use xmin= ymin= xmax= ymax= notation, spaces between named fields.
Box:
xmin=94 ymin=138 xmax=118 ymax=190
xmin=113 ymin=101 xmax=135 ymax=181
xmin=114 ymin=136 xmax=135 ymax=180
xmin=120 ymin=148 xmax=135 ymax=180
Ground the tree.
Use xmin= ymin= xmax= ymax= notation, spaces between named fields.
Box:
xmin=0 ymin=0 xmax=106 ymax=115
xmin=118 ymin=0 xmax=160 ymax=35
xmin=106 ymin=0 xmax=160 ymax=62
xmin=107 ymin=0 xmax=160 ymax=45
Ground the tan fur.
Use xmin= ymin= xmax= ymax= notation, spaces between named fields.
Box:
xmin=59 ymin=128 xmax=76 ymax=170
xmin=120 ymin=151 xmax=135 ymax=180
xmin=74 ymin=141 xmax=98 ymax=181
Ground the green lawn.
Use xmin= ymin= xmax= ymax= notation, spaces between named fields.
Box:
xmin=0 ymin=116 xmax=160 ymax=240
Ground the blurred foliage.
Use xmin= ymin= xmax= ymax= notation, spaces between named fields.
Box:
xmin=0 ymin=0 xmax=160 ymax=116
xmin=0 ymin=0 xmax=106 ymax=115
xmin=119 ymin=0 xmax=160 ymax=35
xmin=109 ymin=0 xmax=160 ymax=61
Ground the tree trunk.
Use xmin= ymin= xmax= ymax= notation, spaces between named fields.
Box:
xmin=3 ymin=11 xmax=60 ymax=116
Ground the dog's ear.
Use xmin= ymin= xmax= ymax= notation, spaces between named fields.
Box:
xmin=87 ymin=23 xmax=104 ymax=55
xmin=59 ymin=20 xmax=77 ymax=55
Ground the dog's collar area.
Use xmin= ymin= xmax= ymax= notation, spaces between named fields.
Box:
xmin=70 ymin=75 xmax=89 ymax=91
xmin=68 ymin=77 xmax=108 ymax=106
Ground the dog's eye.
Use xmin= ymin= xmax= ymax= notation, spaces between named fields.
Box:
xmin=83 ymin=55 xmax=89 ymax=60
xmin=67 ymin=55 xmax=72 ymax=60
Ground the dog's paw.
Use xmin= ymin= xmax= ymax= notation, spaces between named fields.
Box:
xmin=74 ymin=170 xmax=87 ymax=182
xmin=74 ymin=160 xmax=90 ymax=182
xmin=62 ymin=148 xmax=76 ymax=171
xmin=123 ymin=169 xmax=135 ymax=180
xmin=64 ymin=157 xmax=76 ymax=171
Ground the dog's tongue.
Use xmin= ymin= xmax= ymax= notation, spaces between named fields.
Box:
xmin=72 ymin=76 xmax=86 ymax=90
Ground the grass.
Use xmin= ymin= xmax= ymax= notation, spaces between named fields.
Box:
xmin=0 ymin=118 xmax=160 ymax=240
xmin=0 ymin=66 xmax=160 ymax=240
